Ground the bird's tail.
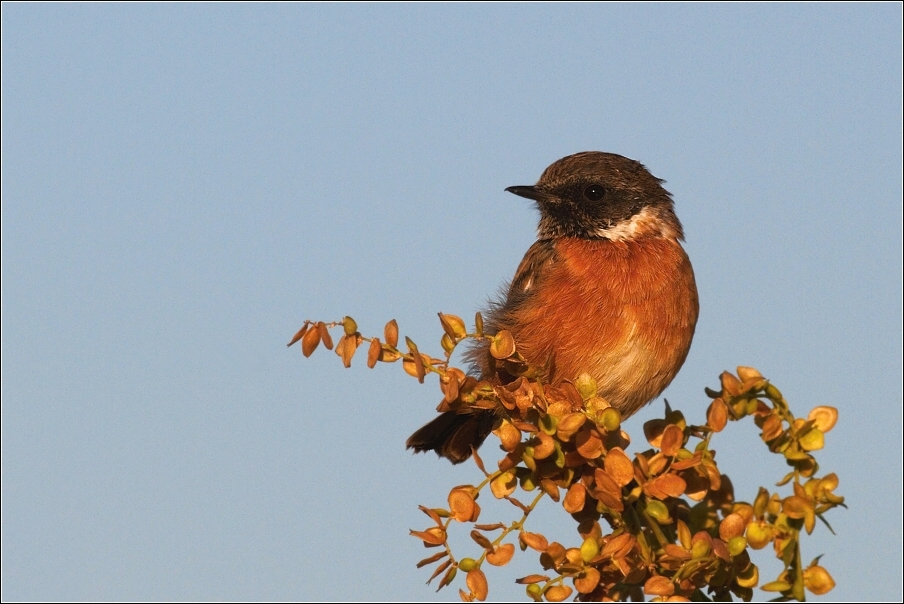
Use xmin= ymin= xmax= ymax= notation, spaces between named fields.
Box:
xmin=406 ymin=410 xmax=498 ymax=464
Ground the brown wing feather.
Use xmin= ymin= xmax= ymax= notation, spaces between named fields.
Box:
xmin=464 ymin=240 xmax=559 ymax=378
xmin=507 ymin=239 xmax=558 ymax=303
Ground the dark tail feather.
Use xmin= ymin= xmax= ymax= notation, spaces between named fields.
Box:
xmin=406 ymin=410 xmax=498 ymax=464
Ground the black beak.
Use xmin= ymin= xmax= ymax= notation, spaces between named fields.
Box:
xmin=505 ymin=185 xmax=544 ymax=201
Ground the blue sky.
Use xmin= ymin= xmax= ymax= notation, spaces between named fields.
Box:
xmin=2 ymin=4 xmax=901 ymax=601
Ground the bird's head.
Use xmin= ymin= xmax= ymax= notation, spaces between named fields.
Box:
xmin=506 ymin=151 xmax=684 ymax=242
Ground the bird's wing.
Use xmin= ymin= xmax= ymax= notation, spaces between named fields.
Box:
xmin=506 ymin=239 xmax=558 ymax=305
xmin=464 ymin=239 xmax=559 ymax=378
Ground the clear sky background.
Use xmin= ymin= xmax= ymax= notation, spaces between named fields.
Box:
xmin=2 ymin=4 xmax=901 ymax=602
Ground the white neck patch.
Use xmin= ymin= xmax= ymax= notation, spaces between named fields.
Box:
xmin=593 ymin=206 xmax=678 ymax=241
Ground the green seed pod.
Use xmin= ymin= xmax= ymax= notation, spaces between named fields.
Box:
xmin=765 ymin=384 xmax=782 ymax=401
xmin=645 ymin=500 xmax=672 ymax=524
xmin=458 ymin=558 xmax=478 ymax=572
xmin=574 ymin=373 xmax=597 ymax=400
xmin=601 ymin=408 xmax=622 ymax=432
xmin=342 ymin=316 xmax=358 ymax=336
xmin=539 ymin=414 xmax=559 ymax=435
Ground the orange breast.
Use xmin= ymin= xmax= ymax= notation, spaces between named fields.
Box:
xmin=503 ymin=237 xmax=699 ymax=417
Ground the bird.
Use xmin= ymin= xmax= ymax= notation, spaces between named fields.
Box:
xmin=406 ymin=151 xmax=699 ymax=464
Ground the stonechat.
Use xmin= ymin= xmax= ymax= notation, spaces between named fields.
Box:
xmin=407 ymin=151 xmax=699 ymax=464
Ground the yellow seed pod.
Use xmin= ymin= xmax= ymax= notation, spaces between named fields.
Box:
xmin=691 ymin=539 xmax=712 ymax=559
xmin=440 ymin=333 xmax=455 ymax=354
xmin=798 ymin=428 xmax=824 ymax=451
xmin=727 ymin=536 xmax=748 ymax=557
xmin=745 ymin=521 xmax=772 ymax=550
xmin=580 ymin=537 xmax=600 ymax=562
xmin=735 ymin=563 xmax=759 ymax=588
xmin=803 ymin=565 xmax=836 ymax=595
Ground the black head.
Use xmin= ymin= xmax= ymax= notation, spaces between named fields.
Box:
xmin=506 ymin=151 xmax=684 ymax=241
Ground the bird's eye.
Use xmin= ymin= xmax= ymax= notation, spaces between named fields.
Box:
xmin=583 ymin=184 xmax=606 ymax=201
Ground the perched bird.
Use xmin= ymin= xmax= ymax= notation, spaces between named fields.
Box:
xmin=407 ymin=151 xmax=699 ymax=464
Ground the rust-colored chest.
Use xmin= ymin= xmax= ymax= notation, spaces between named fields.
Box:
xmin=497 ymin=237 xmax=699 ymax=417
